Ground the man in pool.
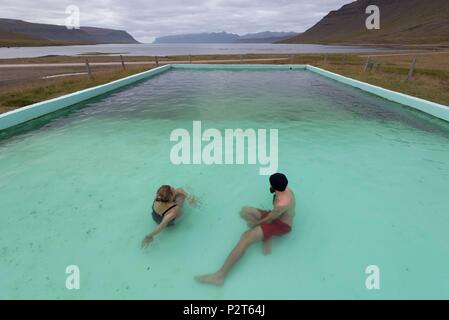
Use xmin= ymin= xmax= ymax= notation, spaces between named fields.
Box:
xmin=195 ymin=173 xmax=295 ymax=286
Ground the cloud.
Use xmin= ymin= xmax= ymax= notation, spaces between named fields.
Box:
xmin=1 ymin=0 xmax=350 ymax=43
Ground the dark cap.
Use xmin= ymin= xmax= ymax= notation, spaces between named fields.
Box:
xmin=269 ymin=173 xmax=288 ymax=192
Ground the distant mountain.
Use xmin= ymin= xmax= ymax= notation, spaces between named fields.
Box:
xmin=239 ymin=31 xmax=297 ymax=40
xmin=153 ymin=31 xmax=298 ymax=44
xmin=0 ymin=18 xmax=139 ymax=47
xmin=154 ymin=32 xmax=240 ymax=44
xmin=238 ymin=31 xmax=298 ymax=43
xmin=279 ymin=0 xmax=449 ymax=45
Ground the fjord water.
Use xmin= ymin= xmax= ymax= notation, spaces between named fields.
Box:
xmin=0 ymin=69 xmax=448 ymax=299
xmin=0 ymin=43 xmax=387 ymax=59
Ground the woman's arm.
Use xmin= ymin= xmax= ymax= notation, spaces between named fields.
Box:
xmin=174 ymin=188 xmax=188 ymax=206
xmin=141 ymin=210 xmax=177 ymax=248
xmin=175 ymin=188 xmax=187 ymax=196
xmin=174 ymin=188 xmax=187 ymax=198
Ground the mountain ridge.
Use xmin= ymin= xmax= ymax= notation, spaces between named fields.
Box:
xmin=153 ymin=31 xmax=298 ymax=44
xmin=0 ymin=18 xmax=139 ymax=46
xmin=279 ymin=0 xmax=449 ymax=45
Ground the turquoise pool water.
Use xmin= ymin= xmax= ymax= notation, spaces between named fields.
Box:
xmin=1 ymin=69 xmax=449 ymax=299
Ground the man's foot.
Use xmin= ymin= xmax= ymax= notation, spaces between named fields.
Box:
xmin=263 ymin=240 xmax=271 ymax=255
xmin=195 ymin=272 xmax=225 ymax=286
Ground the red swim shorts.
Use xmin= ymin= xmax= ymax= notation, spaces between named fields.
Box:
xmin=259 ymin=210 xmax=292 ymax=241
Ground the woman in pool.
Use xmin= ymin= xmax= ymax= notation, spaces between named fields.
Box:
xmin=141 ymin=185 xmax=189 ymax=248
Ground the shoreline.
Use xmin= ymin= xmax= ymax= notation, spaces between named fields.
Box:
xmin=0 ymin=43 xmax=409 ymax=60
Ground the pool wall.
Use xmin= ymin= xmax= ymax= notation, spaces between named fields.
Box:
xmin=0 ymin=63 xmax=448 ymax=131
xmin=171 ymin=64 xmax=308 ymax=71
xmin=0 ymin=64 xmax=171 ymax=130
xmin=306 ymin=65 xmax=449 ymax=122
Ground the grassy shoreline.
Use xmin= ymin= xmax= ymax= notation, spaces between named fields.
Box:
xmin=1 ymin=52 xmax=448 ymax=115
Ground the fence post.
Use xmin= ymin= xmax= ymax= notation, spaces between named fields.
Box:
xmin=364 ymin=56 xmax=371 ymax=72
xmin=406 ymin=57 xmax=417 ymax=81
xmin=155 ymin=56 xmax=159 ymax=67
xmin=120 ymin=55 xmax=126 ymax=70
xmin=290 ymin=54 xmax=294 ymax=64
xmin=85 ymin=58 xmax=93 ymax=79
xmin=324 ymin=54 xmax=328 ymax=64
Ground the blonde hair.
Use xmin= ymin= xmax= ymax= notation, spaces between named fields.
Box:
xmin=155 ymin=185 xmax=174 ymax=202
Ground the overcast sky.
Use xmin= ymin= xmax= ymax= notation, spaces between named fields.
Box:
xmin=2 ymin=0 xmax=351 ymax=43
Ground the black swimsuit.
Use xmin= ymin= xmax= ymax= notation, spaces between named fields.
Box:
xmin=151 ymin=202 xmax=177 ymax=227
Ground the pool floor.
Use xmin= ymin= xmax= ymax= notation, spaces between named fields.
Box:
xmin=1 ymin=69 xmax=449 ymax=299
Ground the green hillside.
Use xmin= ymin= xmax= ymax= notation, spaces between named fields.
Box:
xmin=0 ymin=30 xmax=67 ymax=47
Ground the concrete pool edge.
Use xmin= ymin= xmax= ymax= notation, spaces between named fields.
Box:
xmin=0 ymin=63 xmax=448 ymax=131
xmin=306 ymin=65 xmax=449 ymax=122
xmin=173 ymin=64 xmax=449 ymax=122
xmin=0 ymin=64 xmax=172 ymax=131
xmin=171 ymin=63 xmax=308 ymax=70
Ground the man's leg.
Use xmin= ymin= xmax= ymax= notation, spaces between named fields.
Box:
xmin=263 ymin=238 xmax=271 ymax=255
xmin=195 ymin=226 xmax=264 ymax=286
xmin=240 ymin=206 xmax=263 ymax=227
xmin=241 ymin=207 xmax=272 ymax=254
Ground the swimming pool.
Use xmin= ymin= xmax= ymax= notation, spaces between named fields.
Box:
xmin=1 ymin=67 xmax=449 ymax=299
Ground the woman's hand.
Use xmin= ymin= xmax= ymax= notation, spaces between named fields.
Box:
xmin=141 ymin=235 xmax=154 ymax=248
xmin=187 ymin=195 xmax=199 ymax=208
